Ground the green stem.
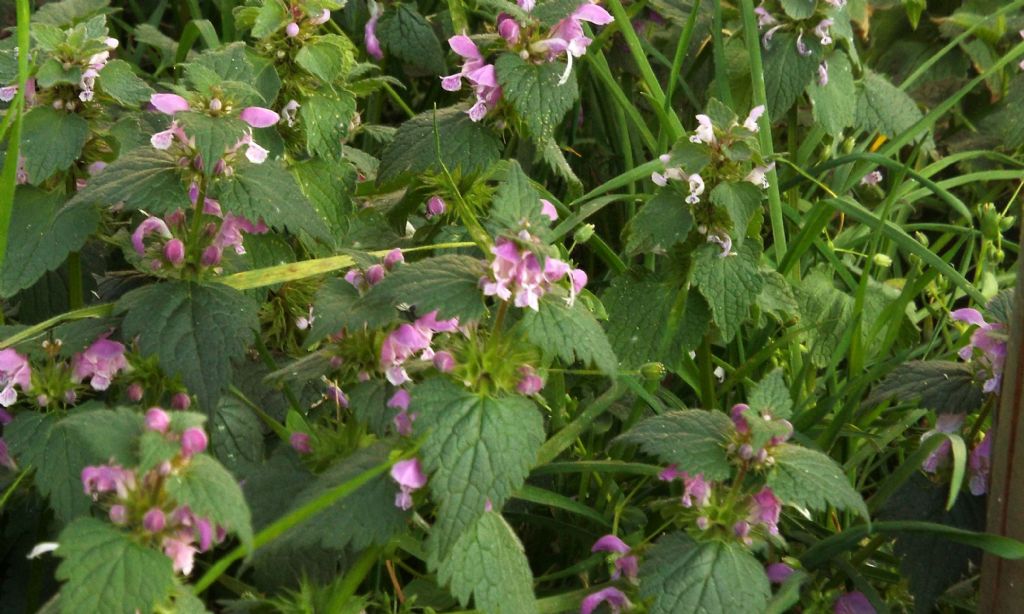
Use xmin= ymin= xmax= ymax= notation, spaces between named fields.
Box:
xmin=536 ymin=381 xmax=627 ymax=465
xmin=664 ymin=0 xmax=702 ymax=116
xmin=710 ymin=0 xmax=733 ymax=106
xmin=327 ymin=545 xmax=385 ymax=611
xmin=0 ymin=0 xmax=31 ymax=271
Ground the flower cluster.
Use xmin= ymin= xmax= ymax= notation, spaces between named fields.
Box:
xmin=149 ymin=93 xmax=279 ymax=166
xmin=439 ymin=0 xmax=613 ymax=121
xmin=951 ymin=307 xmax=1007 ymax=394
xmin=82 ymin=413 xmax=223 ymax=575
xmin=919 ymin=413 xmax=992 ymax=496
xmin=343 ymin=249 xmax=405 ymax=292
xmin=77 ymin=37 xmax=119 ymax=103
xmin=729 ymin=402 xmax=794 ymax=466
xmin=71 ymin=337 xmax=129 ymax=392
xmin=379 ymin=311 xmax=460 ymax=386
xmin=755 ymin=0 xmax=842 ymax=84
xmin=481 ymin=235 xmax=587 ymax=310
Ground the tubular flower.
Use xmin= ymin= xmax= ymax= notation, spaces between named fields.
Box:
xmin=748 ymin=487 xmax=782 ymax=536
xmin=834 ymin=591 xmax=876 ymax=614
xmin=0 ymin=349 xmax=32 ymax=407
xmin=442 ymin=35 xmax=502 ymax=122
xmin=680 ymin=472 xmax=713 ymax=508
xmin=920 ymin=413 xmax=965 ymax=473
xmin=365 ymin=1 xmax=384 ymax=60
xmin=580 ymin=587 xmax=631 ymax=614
xmin=379 ymin=311 xmax=459 ymax=385
xmin=951 ymin=308 xmax=1007 ymax=394
xmin=391 ymin=458 xmax=427 ymax=510
xmin=969 ymin=432 xmax=992 ymax=496
xmin=591 ymin=535 xmax=639 ymax=581
xmin=538 ymin=1 xmax=614 ymax=85
xmin=71 ymin=338 xmax=128 ymax=391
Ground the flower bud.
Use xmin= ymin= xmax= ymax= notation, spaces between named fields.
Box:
xmin=426 ymin=195 xmax=446 ymax=218
xmin=171 ymin=392 xmax=191 ymax=410
xmin=143 ymin=508 xmax=166 ymax=533
xmin=164 ymin=239 xmax=185 ymax=266
xmin=181 ymin=427 xmax=208 ymax=457
xmin=640 ymin=362 xmax=666 ymax=381
xmin=127 ymin=382 xmax=144 ymax=402
xmin=201 ymin=245 xmax=222 ymax=266
xmin=872 ymin=253 xmax=892 ymax=268
xmin=739 ymin=444 xmax=755 ymax=460
xmin=433 ymin=351 xmax=455 ymax=373
xmin=573 ymin=223 xmax=596 ymax=244
xmin=109 ymin=504 xmax=127 ymax=525
xmin=145 ymin=407 xmax=171 ymax=433
xmin=290 ymin=432 xmax=312 ymax=454
xmin=383 ymin=248 xmax=404 ymax=269
xmin=696 ymin=516 xmax=710 ymax=530
xmin=286 ymin=22 xmax=300 ymax=37
xmin=208 ymin=98 xmax=222 ymax=112
xmin=36 ymin=394 xmax=49 ymax=407
xmin=365 ymin=264 xmax=386 ymax=285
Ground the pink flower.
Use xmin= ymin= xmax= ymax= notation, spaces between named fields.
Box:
xmin=834 ymin=591 xmax=876 ymax=614
xmin=540 ymin=199 xmax=559 ymax=221
xmin=815 ymin=18 xmax=834 ymax=46
xmin=365 ymin=2 xmax=383 ymax=60
xmin=681 ymin=472 xmax=712 ymax=508
xmin=71 ymin=338 xmax=128 ymax=391
xmin=542 ymin=2 xmax=614 ymax=84
xmin=180 ymin=427 xmax=208 ymax=457
xmin=952 ymin=307 xmax=1007 ymax=393
xmin=497 ymin=14 xmax=520 ymax=44
xmin=326 ymin=382 xmax=348 ymax=407
xmin=365 ymin=264 xmax=386 ymax=285
xmin=81 ymin=464 xmax=135 ymax=499
xmin=0 ymin=348 xmax=31 ymax=407
xmin=426 ymin=195 xmax=447 ymax=218
xmin=127 ymin=382 xmax=144 ymax=402
xmin=591 ymin=534 xmax=638 ymax=581
xmin=239 ymin=106 xmax=280 ymax=128
xmin=766 ymin=562 xmax=794 ymax=583
xmin=731 ymin=403 xmax=751 ymax=433
xmin=145 ymin=408 xmax=171 ymax=433
xmin=433 ymin=350 xmax=455 ymax=372
xmin=380 ymin=325 xmax=431 ymax=385
xmin=707 ymin=233 xmax=734 ymax=258
xmin=171 ymin=392 xmax=191 ymax=410
xmin=131 ymin=217 xmax=173 ymax=255
xmin=388 ymin=389 xmax=411 ymax=411
xmin=658 ymin=464 xmax=685 ymax=481
xmin=0 ymin=86 xmax=17 ymax=102
xmin=516 ymin=365 xmax=544 ymax=395
xmin=108 ymin=504 xmax=127 ymax=525
xmin=143 ymin=508 xmax=166 ymax=533
xmin=860 ymin=170 xmax=884 ymax=186
xmin=969 ymin=432 xmax=992 ymax=495
xmin=921 ymin=413 xmax=965 ymax=473
xmin=745 ymin=163 xmax=774 ymax=189
xmin=151 ymin=93 xmax=190 ymax=115
xmin=442 ymin=35 xmax=502 ymax=121
xmin=310 ymin=9 xmax=332 ymax=25
xmin=285 ymin=22 xmax=300 ymax=37
xmin=290 ymin=432 xmax=312 ymax=454
xmin=212 ymin=214 xmax=268 ymax=256
xmin=164 ymin=238 xmax=185 ymax=265
xmin=580 ymin=587 xmax=630 ymax=614
xmin=162 ymin=533 xmax=198 ymax=575
xmin=748 ymin=487 xmax=781 ymax=535
xmin=384 ymin=248 xmax=404 ymax=269
xmin=391 ymin=458 xmax=427 ymax=510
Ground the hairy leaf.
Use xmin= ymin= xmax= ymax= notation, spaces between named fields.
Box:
xmin=68 ymin=147 xmax=188 ymax=213
xmin=377 ymin=4 xmax=446 ymax=75
xmin=614 ymin=410 xmax=734 ymax=480
xmin=768 ymin=444 xmax=869 ymax=519
xmin=625 ymin=187 xmax=693 ymax=256
xmin=691 ymin=242 xmax=764 ymax=342
xmin=520 ymin=297 xmax=617 ymax=375
xmin=378 ymin=107 xmax=502 ymax=184
xmin=98 ymin=59 xmax=154 ymax=106
xmin=495 ymin=53 xmax=577 ymax=138
xmin=867 ymin=360 xmax=984 ymax=414
xmin=21 ymin=107 xmax=90 ymax=185
xmin=165 ymin=454 xmax=254 ymax=549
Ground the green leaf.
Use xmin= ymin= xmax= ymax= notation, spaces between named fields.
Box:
xmin=55 ymin=518 xmax=175 ymax=614
xmin=118 ymin=281 xmax=259 ymax=411
xmin=867 ymin=360 xmax=984 ymax=414
xmin=807 ymin=52 xmax=855 ymax=136
xmin=495 ymin=53 xmax=577 ymax=138
xmin=211 ymin=159 xmax=329 ymax=239
xmin=67 ymin=147 xmax=189 ymax=214
xmin=748 ymin=369 xmax=793 ymax=419
xmin=438 ymin=512 xmax=537 ymax=613
xmin=294 ymin=34 xmax=356 ymax=83
xmin=20 ymin=107 xmax=90 ymax=185
xmin=209 ymin=395 xmax=266 ymax=473
xmin=36 ymin=58 xmax=82 ymax=88
xmin=0 ymin=187 xmax=99 ymax=298
xmin=6 ymin=409 xmax=141 ymax=522
xmin=488 ymin=160 xmax=549 ymax=235
xmin=779 ymin=0 xmax=816 ymax=19
xmin=308 ymin=277 xmax=361 ymax=342
xmin=614 ymin=410 xmax=734 ymax=480
xmin=377 ymin=4 xmax=446 ymax=75
xmin=177 ymin=113 xmax=248 ymax=175
xmin=98 ymin=59 xmax=154 ymax=106
xmin=625 ymin=187 xmax=693 ymax=256
xmin=691 ymin=242 xmax=764 ymax=342
xmin=762 ymin=31 xmax=819 ymax=116
xmin=34 ymin=0 xmax=109 ymax=27
xmin=639 ymin=533 xmax=771 ymax=614
xmin=415 ymin=378 xmax=545 ymax=559
xmin=855 ymin=68 xmax=925 ymax=139
xmin=292 ymin=158 xmax=356 ymax=235
xmin=520 ymin=297 xmax=618 ymax=375
xmin=358 ymin=255 xmax=488 ymax=327
xmin=165 ymin=454 xmax=254 ymax=550
xmin=709 ymin=181 xmax=762 ymax=244
xmin=767 ymin=444 xmax=869 ymax=520
xmin=378 ymin=106 xmax=502 ymax=184
xmin=252 ymin=0 xmax=289 ymax=38
xmin=301 ymin=92 xmax=357 ymax=160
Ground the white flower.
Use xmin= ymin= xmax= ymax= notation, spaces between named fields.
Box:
xmin=690 ymin=114 xmax=715 ymax=144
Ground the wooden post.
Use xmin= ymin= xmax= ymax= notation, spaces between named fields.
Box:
xmin=979 ymin=222 xmax=1024 ymax=608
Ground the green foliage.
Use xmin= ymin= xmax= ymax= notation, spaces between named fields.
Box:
xmin=211 ymin=159 xmax=330 ymax=239
xmin=495 ymin=53 xmax=577 ymax=138
xmin=767 ymin=444 xmax=869 ymax=519
xmin=358 ymin=255 xmax=489 ymax=327
xmin=378 ymin=107 xmax=503 ymax=184
xmin=868 ymin=360 xmax=984 ymax=414
xmin=295 ymin=35 xmax=357 ymax=82
xmin=68 ymin=147 xmax=188 ymax=213
xmin=748 ymin=369 xmax=793 ymax=419
xmin=807 ymin=52 xmax=856 ymax=136
xmin=615 ymin=410 xmax=734 ymax=480
xmin=98 ymin=59 xmax=154 ymax=106
xmin=377 ymin=4 xmax=447 ymax=75
xmin=625 ymin=187 xmax=693 ymax=255
xmin=762 ymin=31 xmax=819 ymax=116
xmin=301 ymin=93 xmax=357 ymax=160
xmin=691 ymin=242 xmax=765 ymax=342
xmin=640 ymin=533 xmax=771 ymax=613
xmin=20 ymin=107 xmax=89 ymax=185
xmin=856 ymin=68 xmax=925 ymax=139
xmin=55 ymin=518 xmax=176 ymax=614
xmin=520 ymin=297 xmax=618 ymax=375
xmin=165 ymin=454 xmax=254 ymax=549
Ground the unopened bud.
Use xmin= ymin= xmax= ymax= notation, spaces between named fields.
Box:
xmin=640 ymin=362 xmax=666 ymax=381
xmin=286 ymin=22 xmax=300 ymax=37
xmin=208 ymin=98 xmax=222 ymax=112
xmin=573 ymin=223 xmax=596 ymax=244
xmin=872 ymin=253 xmax=892 ymax=268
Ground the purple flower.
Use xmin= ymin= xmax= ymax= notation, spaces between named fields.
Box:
xmin=108 ymin=504 xmax=127 ymax=525
xmin=239 ymin=107 xmax=280 ymax=128
xmin=834 ymin=591 xmax=876 ymax=614
xmin=212 ymin=214 xmax=268 ymax=257
xmin=815 ymin=19 xmax=834 ymax=46
xmin=132 ymin=217 xmax=173 ymax=255
xmin=497 ymin=14 xmax=520 ymax=44
xmin=384 ymin=248 xmax=404 ymax=269
xmin=0 ymin=86 xmax=17 ymax=102
xmin=180 ymin=427 xmax=208 ymax=457
xmin=952 ymin=307 xmax=1007 ymax=393
xmin=327 ymin=382 xmax=349 ymax=407
xmin=163 ymin=533 xmax=198 ymax=575
xmin=921 ymin=413 xmax=964 ymax=473
xmin=540 ymin=198 xmax=559 ymax=221
xmin=543 ymin=2 xmax=614 ymax=85
xmin=127 ymin=382 xmax=144 ymax=402
xmin=71 ymin=338 xmax=128 ymax=391
xmin=442 ymin=35 xmax=502 ymax=121
xmin=969 ymin=432 xmax=992 ymax=495
xmin=164 ymin=238 xmax=185 ymax=265
xmin=151 ymin=93 xmax=190 ymax=115
xmin=286 ymin=22 xmax=300 ymax=37
xmin=754 ymin=3 xmax=777 ymax=27
xmin=591 ymin=534 xmax=630 ymax=554
xmin=731 ymin=403 xmax=751 ymax=433
xmin=658 ymin=464 xmax=685 ymax=481
xmin=860 ymin=170 xmax=884 ymax=186
xmin=427 ymin=195 xmax=447 ymax=218
xmin=290 ymin=432 xmax=312 ymax=454
xmin=145 ymin=408 xmax=171 ymax=433
xmin=0 ymin=348 xmax=31 ymax=407
xmin=388 ymin=389 xmax=411 ymax=411
xmin=394 ymin=409 xmax=416 ymax=436
xmin=171 ymin=392 xmax=191 ymax=410
xmin=580 ymin=587 xmax=630 ymax=614
xmin=81 ymin=464 xmax=135 ymax=499
xmin=391 ymin=458 xmax=427 ymax=510
xmin=433 ymin=350 xmax=455 ymax=372
xmin=143 ymin=508 xmax=166 ymax=533
xmin=380 ymin=312 xmax=458 ymax=385
xmin=766 ymin=562 xmax=795 ymax=583
xmin=681 ymin=472 xmax=712 ymax=508
xmin=365 ymin=1 xmax=383 ymax=60
xmin=748 ymin=488 xmax=781 ymax=536
xmin=517 ymin=365 xmax=544 ymax=395
xmin=592 ymin=535 xmax=638 ymax=581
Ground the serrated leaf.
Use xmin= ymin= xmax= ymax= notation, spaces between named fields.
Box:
xmin=779 ymin=0 xmax=815 ymax=19
xmin=295 ymin=34 xmax=356 ymax=82
xmin=357 ymin=255 xmax=488 ymax=328
xmin=520 ymin=297 xmax=617 ymax=375
xmin=165 ymin=454 xmax=253 ymax=550
xmin=756 ymin=269 xmax=799 ymax=324
xmin=34 ymin=0 xmax=109 ymax=27
xmin=301 ymin=93 xmax=357 ymax=160
xmin=36 ymin=59 xmax=82 ymax=88
xmin=867 ymin=360 xmax=984 ymax=414
xmin=768 ymin=444 xmax=869 ymax=519
xmin=625 ymin=187 xmax=693 ymax=255
xmin=98 ymin=59 xmax=154 ymax=106
xmin=292 ymin=158 xmax=356 ymax=235
xmin=118 ymin=281 xmax=259 ymax=411
xmin=378 ymin=107 xmax=502 ymax=184
xmin=210 ymin=395 xmax=266 ymax=473
xmin=691 ymin=242 xmax=764 ymax=342
xmin=193 ymin=43 xmax=256 ymax=83
xmin=415 ymin=378 xmax=544 ymax=559
xmin=68 ymin=147 xmax=189 ymax=213
xmin=377 ymin=4 xmax=446 ymax=75
xmin=762 ymin=31 xmax=819 ymax=116
xmin=614 ymin=410 xmax=734 ymax=480
xmin=308 ymin=277 xmax=361 ymax=342
xmin=640 ymin=533 xmax=770 ymax=614
xmin=807 ymin=52 xmax=855 ymax=136
xmin=138 ymin=430 xmax=181 ymax=474
xmin=177 ymin=112 xmax=248 ymax=175
xmin=487 ymin=160 xmax=549 ymax=234
xmin=211 ymin=159 xmax=330 ymax=240
xmin=748 ymin=369 xmax=793 ymax=419
xmin=55 ymin=518 xmax=175 ymax=614
xmin=855 ymin=68 xmax=925 ymax=139
xmin=20 ymin=107 xmax=90 ymax=185
xmin=495 ymin=53 xmax=576 ymax=138
xmin=1 ymin=187 xmax=99 ymax=298
xmin=710 ymin=181 xmax=762 ymax=245
xmin=6 ymin=409 xmax=141 ymax=522
xmin=252 ymin=0 xmax=289 ymax=38
xmin=439 ymin=512 xmax=537 ymax=613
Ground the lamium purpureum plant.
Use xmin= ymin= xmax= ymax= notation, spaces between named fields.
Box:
xmin=2 ymin=0 xmax=1024 ymax=612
